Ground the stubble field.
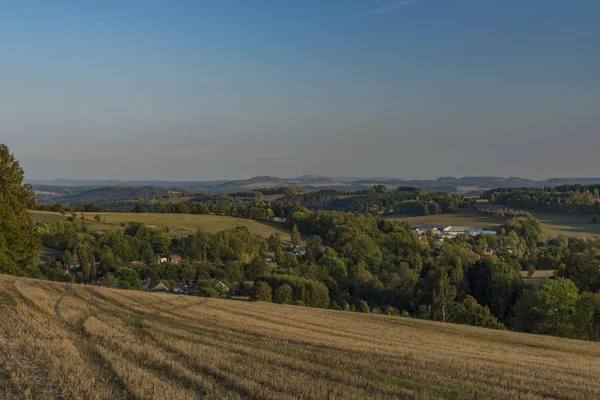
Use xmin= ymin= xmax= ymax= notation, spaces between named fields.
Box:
xmin=1 ymin=275 xmax=599 ymax=399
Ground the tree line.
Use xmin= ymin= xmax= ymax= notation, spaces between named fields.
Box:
xmin=483 ymin=186 xmax=600 ymax=217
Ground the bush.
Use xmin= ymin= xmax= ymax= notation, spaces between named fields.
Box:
xmin=356 ymin=300 xmax=370 ymax=313
xmin=197 ymin=287 xmax=218 ymax=298
xmin=385 ymin=307 xmax=400 ymax=317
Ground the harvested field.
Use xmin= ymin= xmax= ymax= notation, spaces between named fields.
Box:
xmin=1 ymin=274 xmax=599 ymax=399
xmin=31 ymin=211 xmax=291 ymax=240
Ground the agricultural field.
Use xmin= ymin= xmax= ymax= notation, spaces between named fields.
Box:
xmin=520 ymin=270 xmax=557 ymax=286
xmin=387 ymin=207 xmax=600 ymax=239
xmin=1 ymin=275 xmax=600 ymax=399
xmin=31 ymin=211 xmax=291 ymax=240
xmin=32 ymin=211 xmax=118 ymax=234
xmin=385 ymin=209 xmax=506 ymax=230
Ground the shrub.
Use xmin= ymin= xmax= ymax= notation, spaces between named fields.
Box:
xmin=356 ymin=300 xmax=370 ymax=313
xmin=197 ymin=287 xmax=218 ymax=298
xmin=385 ymin=307 xmax=400 ymax=316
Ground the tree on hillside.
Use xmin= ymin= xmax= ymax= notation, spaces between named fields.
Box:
xmin=430 ymin=270 xmax=457 ymax=323
xmin=133 ymin=200 xmax=146 ymax=213
xmin=153 ymin=202 xmax=167 ymax=213
xmin=291 ymin=225 xmax=301 ymax=248
xmin=356 ymin=300 xmax=370 ymax=313
xmin=0 ymin=144 xmax=39 ymax=275
xmin=273 ymin=284 xmax=293 ymax=304
xmin=514 ymin=278 xmax=580 ymax=337
xmin=252 ymin=281 xmax=272 ymax=302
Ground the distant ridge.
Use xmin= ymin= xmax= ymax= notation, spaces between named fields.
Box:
xmin=27 ymin=176 xmax=600 ymax=190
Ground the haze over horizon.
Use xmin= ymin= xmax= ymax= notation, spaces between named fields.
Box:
xmin=2 ymin=0 xmax=599 ymax=181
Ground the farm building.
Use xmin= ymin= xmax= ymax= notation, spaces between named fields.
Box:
xmin=142 ymin=280 xmax=169 ymax=292
xmin=418 ymin=224 xmax=452 ymax=232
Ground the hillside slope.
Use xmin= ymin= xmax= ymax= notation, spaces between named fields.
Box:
xmin=1 ymin=275 xmax=598 ymax=399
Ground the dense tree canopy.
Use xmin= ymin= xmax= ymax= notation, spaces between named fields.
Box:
xmin=0 ymin=144 xmax=39 ymax=275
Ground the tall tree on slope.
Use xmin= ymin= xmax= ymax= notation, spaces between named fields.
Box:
xmin=0 ymin=144 xmax=39 ymax=275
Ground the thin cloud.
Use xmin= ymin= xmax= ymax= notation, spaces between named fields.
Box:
xmin=354 ymin=0 xmax=421 ymax=17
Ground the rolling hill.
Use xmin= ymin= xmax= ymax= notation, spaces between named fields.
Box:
xmin=1 ymin=275 xmax=598 ymax=399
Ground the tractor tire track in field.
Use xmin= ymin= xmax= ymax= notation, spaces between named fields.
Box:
xmin=43 ymin=282 xmax=139 ymax=400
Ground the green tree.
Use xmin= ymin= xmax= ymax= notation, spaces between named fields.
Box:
xmin=62 ymin=250 xmax=73 ymax=267
xmin=153 ymin=202 xmax=167 ymax=213
xmin=430 ymin=270 xmax=457 ymax=323
xmin=514 ymin=278 xmax=579 ymax=337
xmin=132 ymin=200 xmax=146 ymax=213
xmin=273 ymin=284 xmax=293 ymax=304
xmin=0 ymin=144 xmax=39 ymax=275
xmin=538 ymin=278 xmax=580 ymax=337
xmin=356 ymin=300 xmax=370 ymax=313
xmin=267 ymin=232 xmax=281 ymax=251
xmin=574 ymin=292 xmax=600 ymax=342
xmin=252 ymin=281 xmax=272 ymax=302
xmin=291 ymin=225 xmax=301 ymax=248
xmin=118 ymin=267 xmax=141 ymax=289
xmin=453 ymin=296 xmax=505 ymax=329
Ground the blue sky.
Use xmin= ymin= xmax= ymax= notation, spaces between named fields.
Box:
xmin=1 ymin=0 xmax=599 ymax=180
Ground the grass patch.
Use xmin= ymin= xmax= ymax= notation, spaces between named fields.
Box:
xmin=0 ymin=293 xmax=16 ymax=308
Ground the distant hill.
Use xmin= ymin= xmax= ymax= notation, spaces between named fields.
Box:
xmin=29 ymin=175 xmax=600 ymax=203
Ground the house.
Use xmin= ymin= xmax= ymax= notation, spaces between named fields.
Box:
xmin=264 ymin=252 xmax=276 ymax=262
xmin=157 ymin=257 xmax=168 ymax=264
xmin=419 ymin=224 xmax=452 ymax=232
xmin=131 ymin=260 xmax=145 ymax=267
xmin=169 ymin=255 xmax=183 ymax=264
xmin=290 ymin=246 xmax=307 ymax=256
xmin=481 ymin=230 xmax=498 ymax=235
xmin=173 ymin=282 xmax=189 ymax=294
xmin=231 ymin=281 xmax=254 ymax=296
xmin=142 ymin=279 xmax=169 ymax=292
xmin=469 ymin=249 xmax=480 ymax=261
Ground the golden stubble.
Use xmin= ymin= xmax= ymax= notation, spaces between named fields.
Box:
xmin=1 ymin=274 xmax=599 ymax=400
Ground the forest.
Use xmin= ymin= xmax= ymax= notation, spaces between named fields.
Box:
xmin=483 ymin=185 xmax=600 ymax=217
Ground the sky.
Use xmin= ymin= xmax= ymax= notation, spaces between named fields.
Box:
xmin=1 ymin=0 xmax=599 ymax=181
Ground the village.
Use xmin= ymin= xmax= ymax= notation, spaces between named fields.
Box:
xmin=47 ymin=245 xmax=309 ymax=296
